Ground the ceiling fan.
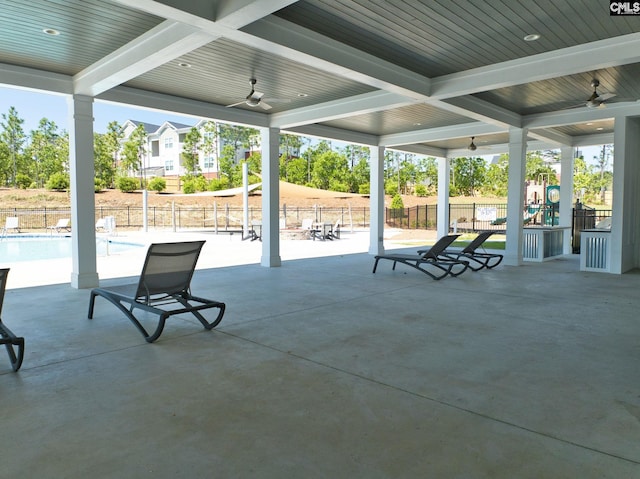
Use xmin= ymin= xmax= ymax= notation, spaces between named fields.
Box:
xmin=584 ymin=79 xmax=616 ymax=109
xmin=468 ymin=137 xmax=477 ymax=151
xmin=226 ymin=78 xmax=272 ymax=110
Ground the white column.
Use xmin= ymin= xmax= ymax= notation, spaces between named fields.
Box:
xmin=369 ymin=145 xmax=385 ymax=255
xmin=504 ymin=127 xmax=528 ymax=266
xmin=260 ymin=127 xmax=281 ymax=267
xmin=559 ymin=145 xmax=574 ymax=254
xmin=68 ymin=95 xmax=99 ymax=288
xmin=610 ymin=115 xmax=640 ymax=273
xmin=437 ymin=157 xmax=450 ymax=238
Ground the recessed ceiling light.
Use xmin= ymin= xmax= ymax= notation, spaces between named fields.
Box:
xmin=413 ymin=122 xmax=422 ymax=126
xmin=178 ymin=62 xmax=191 ymax=68
xmin=42 ymin=28 xmax=60 ymax=36
xmin=586 ymin=122 xmax=593 ymax=126
xmin=596 ymin=127 xmax=604 ymax=131
xmin=297 ymin=93 xmax=308 ymax=98
xmin=524 ymin=33 xmax=540 ymax=42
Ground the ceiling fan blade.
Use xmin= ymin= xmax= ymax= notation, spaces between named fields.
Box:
xmin=259 ymin=101 xmax=272 ymax=110
xmin=599 ymin=92 xmax=616 ymax=101
xmin=226 ymin=100 xmax=246 ymax=108
xmin=252 ymin=91 xmax=265 ymax=100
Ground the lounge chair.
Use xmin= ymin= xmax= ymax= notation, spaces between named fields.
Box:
xmin=48 ymin=218 xmax=71 ymax=233
xmin=1 ymin=217 xmax=20 ymax=236
xmin=0 ymin=269 xmax=25 ymax=371
xmin=327 ymin=219 xmax=341 ymax=240
xmin=419 ymin=231 xmax=503 ymax=272
xmin=372 ymin=234 xmax=469 ymax=280
xmin=88 ymin=241 xmax=226 ymax=343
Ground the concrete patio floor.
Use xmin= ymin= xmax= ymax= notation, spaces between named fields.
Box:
xmin=1 ymin=234 xmax=639 ymax=478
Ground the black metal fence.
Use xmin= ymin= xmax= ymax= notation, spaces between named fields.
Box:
xmin=385 ymin=203 xmax=509 ymax=232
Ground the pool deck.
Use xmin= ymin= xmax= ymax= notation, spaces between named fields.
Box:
xmin=1 ymin=230 xmax=639 ymax=478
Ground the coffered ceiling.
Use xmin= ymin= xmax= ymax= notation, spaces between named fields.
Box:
xmin=1 ymin=0 xmax=639 ymax=157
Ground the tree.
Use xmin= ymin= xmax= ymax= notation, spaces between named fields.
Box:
xmin=27 ymin=118 xmax=63 ymax=188
xmin=450 ymin=157 xmax=486 ymax=196
xmin=0 ymin=106 xmax=26 ymax=186
xmin=94 ymin=132 xmax=116 ymax=189
xmin=310 ymin=150 xmax=348 ymax=190
xmin=120 ymin=123 xmax=147 ymax=187
xmin=482 ymin=154 xmax=509 ymax=196
xmin=279 ymin=133 xmax=303 ymax=181
xmin=200 ymin=120 xmax=218 ymax=174
xmin=181 ymin=127 xmax=201 ymax=177
xmin=102 ymin=121 xmax=123 ymax=188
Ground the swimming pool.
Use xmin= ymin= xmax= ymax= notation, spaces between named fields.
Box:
xmin=0 ymin=236 xmax=144 ymax=263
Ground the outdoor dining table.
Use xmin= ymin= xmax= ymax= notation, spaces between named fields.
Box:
xmin=312 ymin=222 xmax=334 ymax=240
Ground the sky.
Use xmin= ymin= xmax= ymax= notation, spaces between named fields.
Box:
xmin=0 ymin=85 xmax=605 ymax=164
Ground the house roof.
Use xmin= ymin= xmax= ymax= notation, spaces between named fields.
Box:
xmin=1 ymin=1 xmax=639 ymax=156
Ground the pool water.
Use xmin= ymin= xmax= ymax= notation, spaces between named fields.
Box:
xmin=0 ymin=236 xmax=143 ymax=263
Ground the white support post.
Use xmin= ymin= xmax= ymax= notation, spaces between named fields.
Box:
xmin=68 ymin=94 xmax=99 ymax=288
xmin=369 ymin=145 xmax=385 ymax=255
xmin=437 ymin=157 xmax=451 ymax=239
xmin=504 ymin=127 xmax=528 ymax=266
xmin=260 ymin=127 xmax=281 ymax=267
xmin=559 ymin=145 xmax=574 ymax=254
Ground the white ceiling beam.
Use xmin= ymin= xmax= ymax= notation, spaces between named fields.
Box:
xmin=73 ymin=20 xmax=216 ymax=96
xmin=436 ymin=96 xmax=522 ymax=128
xmin=284 ymin=124 xmax=379 ymax=147
xmin=389 ymin=144 xmax=447 ymax=158
xmin=214 ymin=0 xmax=300 ymax=29
xmin=0 ymin=63 xmax=73 ymax=95
xmin=430 ymin=33 xmax=640 ymax=99
xmin=380 ymin=122 xmax=505 ymax=147
xmin=528 ymin=128 xmax=573 ymax=146
xmin=97 ymin=86 xmax=270 ymax=128
xmin=271 ymin=91 xmax=417 ymax=129
xmin=524 ymin=101 xmax=640 ymax=129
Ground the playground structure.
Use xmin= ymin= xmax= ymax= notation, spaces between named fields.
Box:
xmin=491 ymin=184 xmax=560 ymax=226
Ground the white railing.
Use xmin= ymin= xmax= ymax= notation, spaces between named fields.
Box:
xmin=580 ymin=230 xmax=611 ymax=272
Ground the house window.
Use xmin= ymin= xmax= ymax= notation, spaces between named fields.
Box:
xmin=204 ymin=156 xmax=216 ymax=169
xmin=164 ymin=137 xmax=174 ymax=149
xmin=165 ymin=160 xmax=174 ymax=171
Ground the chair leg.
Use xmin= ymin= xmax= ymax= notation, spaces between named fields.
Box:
xmin=0 ymin=323 xmax=25 ymax=372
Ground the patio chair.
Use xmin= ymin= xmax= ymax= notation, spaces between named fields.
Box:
xmin=2 ymin=217 xmax=20 ymax=236
xmin=48 ymin=218 xmax=71 ymax=233
xmin=419 ymin=230 xmax=503 ymax=272
xmin=372 ymin=234 xmax=469 ymax=280
xmin=88 ymin=241 xmax=226 ymax=343
xmin=327 ymin=219 xmax=341 ymax=240
xmin=0 ymin=269 xmax=25 ymax=372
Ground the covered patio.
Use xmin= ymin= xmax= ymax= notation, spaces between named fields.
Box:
xmin=2 ymin=246 xmax=639 ymax=477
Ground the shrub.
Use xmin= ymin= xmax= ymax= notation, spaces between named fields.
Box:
xmin=415 ymin=184 xmax=427 ymax=197
xmin=94 ymin=178 xmax=106 ymax=192
xmin=390 ymin=194 xmax=404 ymax=209
xmin=115 ymin=176 xmax=139 ymax=193
xmin=385 ymin=182 xmax=398 ymax=196
xmin=16 ymin=173 xmax=33 ymax=189
xmin=45 ymin=172 xmax=69 ymax=191
xmin=194 ymin=175 xmax=208 ymax=192
xmin=207 ymin=177 xmax=229 ymax=191
xmin=358 ymin=183 xmax=370 ymax=195
xmin=148 ymin=177 xmax=167 ymax=193
xmin=182 ymin=178 xmax=196 ymax=194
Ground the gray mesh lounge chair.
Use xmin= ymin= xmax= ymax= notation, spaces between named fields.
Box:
xmin=88 ymin=241 xmax=225 ymax=343
xmin=419 ymin=230 xmax=503 ymax=271
xmin=372 ymin=234 xmax=469 ymax=280
xmin=0 ymin=269 xmax=25 ymax=371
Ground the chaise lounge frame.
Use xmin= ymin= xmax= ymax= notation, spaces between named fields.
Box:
xmin=372 ymin=234 xmax=469 ymax=280
xmin=419 ymin=231 xmax=503 ymax=271
xmin=88 ymin=241 xmax=225 ymax=343
xmin=0 ymin=268 xmax=25 ymax=371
